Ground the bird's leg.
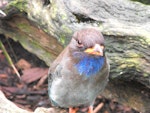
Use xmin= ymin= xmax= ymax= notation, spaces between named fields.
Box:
xmin=88 ymin=106 xmax=94 ymax=113
xmin=69 ymin=107 xmax=78 ymax=113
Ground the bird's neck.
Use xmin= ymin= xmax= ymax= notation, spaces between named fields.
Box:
xmin=75 ymin=56 xmax=105 ymax=77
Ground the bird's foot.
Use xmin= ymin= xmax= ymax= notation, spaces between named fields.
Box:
xmin=88 ymin=106 xmax=94 ymax=113
xmin=69 ymin=107 xmax=79 ymax=113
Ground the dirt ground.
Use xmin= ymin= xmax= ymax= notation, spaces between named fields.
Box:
xmin=0 ymin=35 xmax=139 ymax=113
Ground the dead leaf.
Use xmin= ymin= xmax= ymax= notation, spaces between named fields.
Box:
xmin=16 ymin=59 xmax=31 ymax=70
xmin=21 ymin=68 xmax=48 ymax=84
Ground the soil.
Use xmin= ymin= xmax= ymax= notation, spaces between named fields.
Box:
xmin=0 ymin=35 xmax=139 ymax=113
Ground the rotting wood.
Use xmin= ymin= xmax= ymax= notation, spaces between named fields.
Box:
xmin=0 ymin=0 xmax=150 ymax=112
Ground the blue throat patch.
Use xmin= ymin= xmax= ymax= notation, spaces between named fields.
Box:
xmin=75 ymin=56 xmax=104 ymax=77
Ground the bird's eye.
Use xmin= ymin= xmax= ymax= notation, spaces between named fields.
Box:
xmin=77 ymin=39 xmax=82 ymax=45
xmin=76 ymin=39 xmax=84 ymax=48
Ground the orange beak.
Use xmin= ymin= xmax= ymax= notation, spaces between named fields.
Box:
xmin=84 ymin=44 xmax=104 ymax=56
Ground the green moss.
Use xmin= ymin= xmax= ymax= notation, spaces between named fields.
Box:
xmin=50 ymin=1 xmax=68 ymax=21
xmin=23 ymin=40 xmax=54 ymax=65
xmin=4 ymin=21 xmax=55 ymax=65
xmin=57 ymin=25 xmax=73 ymax=46
xmin=126 ymin=52 xmax=143 ymax=58
xmin=60 ymin=12 xmax=68 ymax=20
xmin=16 ymin=23 xmax=31 ymax=33
xmin=138 ymin=36 xmax=150 ymax=46
xmin=99 ymin=26 xmax=103 ymax=31
xmin=12 ymin=34 xmax=54 ymax=66
xmin=58 ymin=34 xmax=66 ymax=46
xmin=43 ymin=28 xmax=49 ymax=33
xmin=143 ymin=73 xmax=149 ymax=77
xmin=50 ymin=4 xmax=58 ymax=19
xmin=115 ymin=58 xmax=139 ymax=69
xmin=131 ymin=0 xmax=150 ymax=5
xmin=8 ymin=0 xmax=27 ymax=12
xmin=61 ymin=25 xmax=72 ymax=34
xmin=118 ymin=52 xmax=141 ymax=69
xmin=125 ymin=58 xmax=140 ymax=66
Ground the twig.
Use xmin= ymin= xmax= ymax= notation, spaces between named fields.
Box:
xmin=93 ymin=102 xmax=104 ymax=113
xmin=6 ymin=38 xmax=18 ymax=62
xmin=36 ymin=74 xmax=48 ymax=88
xmin=0 ymin=40 xmax=20 ymax=78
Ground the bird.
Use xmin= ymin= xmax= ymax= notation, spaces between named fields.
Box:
xmin=48 ymin=28 xmax=110 ymax=113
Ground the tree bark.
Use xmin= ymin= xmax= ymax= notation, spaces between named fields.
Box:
xmin=0 ymin=0 xmax=150 ymax=112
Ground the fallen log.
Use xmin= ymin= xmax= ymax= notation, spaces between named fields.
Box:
xmin=0 ymin=0 xmax=150 ymax=112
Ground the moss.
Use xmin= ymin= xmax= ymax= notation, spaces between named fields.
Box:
xmin=22 ymin=40 xmax=54 ymax=65
xmin=58 ymin=34 xmax=66 ymax=46
xmin=60 ymin=12 xmax=68 ymax=20
xmin=4 ymin=21 xmax=55 ymax=65
xmin=99 ymin=25 xmax=103 ymax=31
xmin=131 ymin=0 xmax=150 ymax=5
xmin=126 ymin=51 xmax=143 ymax=58
xmin=115 ymin=54 xmax=150 ymax=77
xmin=16 ymin=23 xmax=31 ymax=33
xmin=143 ymin=36 xmax=150 ymax=43
xmin=50 ymin=0 xmax=69 ymax=21
xmin=143 ymin=73 xmax=149 ymax=77
xmin=12 ymin=34 xmax=54 ymax=66
xmin=114 ymin=58 xmax=139 ymax=70
xmin=8 ymin=0 xmax=27 ymax=12
xmin=138 ymin=36 xmax=150 ymax=47
xmin=57 ymin=25 xmax=73 ymax=46
xmin=125 ymin=58 xmax=140 ymax=67
xmin=118 ymin=52 xmax=140 ymax=69
xmin=43 ymin=28 xmax=49 ymax=33
xmin=50 ymin=4 xmax=58 ymax=19
xmin=61 ymin=25 xmax=72 ymax=34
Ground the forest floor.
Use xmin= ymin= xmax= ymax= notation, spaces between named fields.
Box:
xmin=0 ymin=35 xmax=139 ymax=113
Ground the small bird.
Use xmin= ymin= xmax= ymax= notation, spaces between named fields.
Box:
xmin=48 ymin=28 xmax=110 ymax=113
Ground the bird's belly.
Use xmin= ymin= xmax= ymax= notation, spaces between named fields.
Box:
xmin=49 ymin=76 xmax=108 ymax=108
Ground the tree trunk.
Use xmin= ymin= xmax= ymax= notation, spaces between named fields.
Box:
xmin=0 ymin=0 xmax=150 ymax=112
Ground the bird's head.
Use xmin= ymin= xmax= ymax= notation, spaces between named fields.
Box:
xmin=69 ymin=28 xmax=105 ymax=59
